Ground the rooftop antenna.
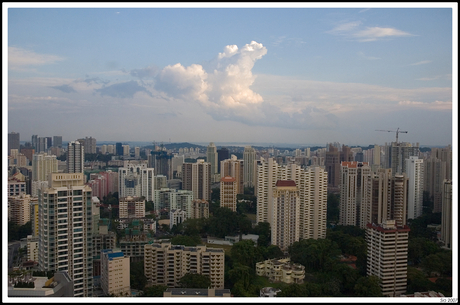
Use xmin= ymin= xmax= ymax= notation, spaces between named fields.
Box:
xmin=375 ymin=128 xmax=408 ymax=143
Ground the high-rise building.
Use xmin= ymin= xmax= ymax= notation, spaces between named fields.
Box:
xmin=387 ymin=142 xmax=420 ymax=176
xmin=118 ymin=163 xmax=155 ymax=202
xmin=325 ymin=144 xmax=340 ymax=189
xmin=191 ymin=199 xmax=209 ymax=219
xmin=217 ymin=147 xmax=229 ymax=173
xmin=207 ymin=142 xmax=218 ymax=180
xmin=67 ymin=141 xmax=84 ymax=173
xmin=243 ymin=146 xmax=257 ymax=188
xmin=339 ymin=161 xmax=372 ymax=228
xmin=425 ymin=145 xmax=452 ymax=213
xmin=257 ymin=159 xmax=328 ymax=240
xmin=53 ymin=136 xmax=63 ymax=148
xmin=144 ymin=243 xmax=225 ymax=289
xmin=405 ymin=156 xmax=424 ymax=220
xmin=8 ymin=132 xmax=20 ymax=156
xmin=154 ymin=188 xmax=194 ymax=216
xmin=220 ymin=176 xmax=237 ymax=212
xmin=31 ymin=135 xmax=38 ymax=151
xmin=119 ymin=196 xmax=145 ymax=219
xmin=181 ymin=159 xmax=211 ymax=201
xmin=134 ymin=147 xmax=140 ymax=159
xmin=366 ymin=220 xmax=410 ymax=297
xmin=100 ymin=249 xmax=130 ymax=297
xmin=84 ymin=137 xmax=97 ymax=154
xmin=151 ymin=150 xmax=173 ymax=179
xmin=170 ymin=209 xmax=187 ymax=229
xmin=271 ymin=180 xmax=300 ymax=251
xmin=220 ymin=155 xmax=244 ymax=194
xmin=37 ymin=137 xmax=48 ymax=153
xmin=8 ymin=193 xmax=32 ymax=226
xmin=116 ymin=143 xmax=123 ymax=156
xmin=441 ymin=180 xmax=452 ymax=249
xmin=362 ymin=169 xmax=408 ymax=228
xmin=32 ymin=153 xmax=58 ymax=197
xmin=38 ymin=173 xmax=93 ymax=297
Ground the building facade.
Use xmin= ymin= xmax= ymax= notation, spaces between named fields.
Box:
xmin=38 ymin=173 xmax=93 ymax=297
xmin=220 ymin=176 xmax=237 ymax=212
xmin=119 ymin=196 xmax=145 ymax=219
xmin=441 ymin=180 xmax=452 ymax=249
xmin=67 ymin=141 xmax=84 ymax=174
xmin=366 ymin=220 xmax=410 ymax=297
xmin=220 ymin=155 xmax=244 ymax=194
xmin=144 ymin=242 xmax=225 ymax=289
xmin=243 ymin=146 xmax=257 ymax=187
xmin=100 ymin=249 xmax=130 ymax=297
xmin=405 ymin=156 xmax=424 ymax=219
xmin=118 ymin=163 xmax=155 ymax=202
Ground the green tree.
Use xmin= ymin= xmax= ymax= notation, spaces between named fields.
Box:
xmin=170 ymin=234 xmax=202 ymax=247
xmin=252 ymin=221 xmax=271 ymax=247
xmin=277 ymin=283 xmax=307 ymax=297
xmin=141 ymin=285 xmax=168 ymax=297
xmin=353 ymin=275 xmax=383 ymax=297
xmin=231 ymin=240 xmax=263 ymax=269
xmin=228 ymin=263 xmax=253 ymax=291
xmin=406 ymin=266 xmax=435 ymax=294
xmin=327 ymin=193 xmax=340 ymax=223
xmin=130 ymin=261 xmax=147 ymax=290
xmin=178 ymin=273 xmax=211 ymax=288
xmin=265 ymin=245 xmax=284 ymax=259
xmin=289 ymin=238 xmax=341 ymax=273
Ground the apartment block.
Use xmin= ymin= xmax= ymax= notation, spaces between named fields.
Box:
xmin=339 ymin=161 xmax=372 ymax=228
xmin=191 ymin=199 xmax=210 ymax=219
xmin=243 ymin=146 xmax=257 ymax=187
xmin=257 ymin=159 xmax=328 ymax=240
xmin=100 ymin=249 xmax=130 ymax=297
xmin=405 ymin=156 xmax=424 ymax=219
xmin=38 ymin=173 xmax=93 ymax=297
xmin=119 ymin=196 xmax=145 ymax=219
xmin=220 ymin=176 xmax=237 ymax=212
xmin=118 ymin=163 xmax=155 ymax=202
xmin=441 ymin=180 xmax=452 ymax=249
xmin=144 ymin=242 xmax=225 ymax=289
xmin=154 ymin=188 xmax=194 ymax=217
xmin=366 ymin=220 xmax=410 ymax=297
xmin=8 ymin=193 xmax=32 ymax=226
xmin=181 ymin=159 xmax=211 ymax=201
xmin=220 ymin=155 xmax=244 ymax=194
xmin=170 ymin=209 xmax=187 ymax=229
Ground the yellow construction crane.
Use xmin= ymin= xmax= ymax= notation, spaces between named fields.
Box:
xmin=375 ymin=128 xmax=408 ymax=143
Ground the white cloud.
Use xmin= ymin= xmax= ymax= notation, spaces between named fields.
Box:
xmin=358 ymin=51 xmax=380 ymax=60
xmin=398 ymin=100 xmax=452 ymax=110
xmin=328 ymin=22 xmax=414 ymax=42
xmin=8 ymin=47 xmax=65 ymax=70
xmin=410 ymin=60 xmax=431 ymax=66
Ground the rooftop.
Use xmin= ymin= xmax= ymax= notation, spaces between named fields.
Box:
xmin=275 ymin=180 xmax=296 ymax=187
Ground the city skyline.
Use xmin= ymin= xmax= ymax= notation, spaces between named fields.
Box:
xmin=4 ymin=3 xmax=457 ymax=147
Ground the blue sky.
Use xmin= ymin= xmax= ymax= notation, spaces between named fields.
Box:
xmin=4 ymin=3 xmax=457 ymax=147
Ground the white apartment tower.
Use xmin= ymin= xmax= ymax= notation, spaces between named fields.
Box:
xmin=118 ymin=163 xmax=155 ymax=202
xmin=271 ymin=180 xmax=300 ymax=251
xmin=243 ymin=146 xmax=257 ymax=187
xmin=366 ymin=220 xmax=410 ymax=297
xmin=339 ymin=161 xmax=372 ymax=228
xmin=38 ymin=173 xmax=93 ymax=297
xmin=257 ymin=158 xmax=328 ymax=240
xmin=67 ymin=141 xmax=85 ymax=173
xmin=32 ymin=153 xmax=58 ymax=197
xmin=405 ymin=156 xmax=424 ymax=219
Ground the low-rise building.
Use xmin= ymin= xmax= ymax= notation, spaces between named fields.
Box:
xmin=100 ymin=250 xmax=130 ymax=297
xmin=163 ymin=288 xmax=231 ymax=297
xmin=8 ymin=271 xmax=74 ymax=297
xmin=256 ymin=258 xmax=305 ymax=284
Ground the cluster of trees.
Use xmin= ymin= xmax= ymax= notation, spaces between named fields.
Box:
xmin=8 ymin=221 xmax=31 ymax=242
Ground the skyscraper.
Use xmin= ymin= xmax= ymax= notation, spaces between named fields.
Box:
xmin=118 ymin=163 xmax=155 ymax=202
xmin=243 ymin=146 xmax=257 ymax=188
xmin=217 ymin=147 xmax=229 ymax=173
xmin=325 ymin=144 xmax=340 ymax=189
xmin=387 ymin=142 xmax=420 ymax=176
xmin=405 ymin=156 xmax=424 ymax=220
xmin=116 ymin=142 xmax=123 ymax=156
xmin=8 ymin=132 xmax=20 ymax=156
xmin=220 ymin=176 xmax=237 ymax=212
xmin=257 ymin=159 xmax=328 ymax=240
xmin=38 ymin=173 xmax=93 ymax=297
xmin=67 ymin=141 xmax=84 ymax=173
xmin=207 ymin=142 xmax=218 ymax=182
xmin=84 ymin=137 xmax=97 ymax=154
xmin=31 ymin=153 xmax=58 ymax=197
xmin=181 ymin=159 xmax=211 ymax=201
xmin=271 ymin=180 xmax=300 ymax=251
xmin=366 ymin=220 xmax=410 ymax=297
xmin=339 ymin=161 xmax=372 ymax=228
xmin=220 ymin=155 xmax=244 ymax=194
xmin=441 ymin=180 xmax=452 ymax=249
xmin=53 ymin=136 xmax=63 ymax=148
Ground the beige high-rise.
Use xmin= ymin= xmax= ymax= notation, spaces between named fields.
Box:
xmin=182 ymin=159 xmax=211 ymax=201
xmin=271 ymin=180 xmax=300 ymax=251
xmin=101 ymin=249 xmax=130 ymax=297
xmin=257 ymin=158 xmax=327 ymax=240
xmin=220 ymin=176 xmax=237 ymax=212
xmin=144 ymin=242 xmax=224 ymax=289
xmin=220 ymin=155 xmax=244 ymax=194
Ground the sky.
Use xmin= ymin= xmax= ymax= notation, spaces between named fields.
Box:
xmin=4 ymin=3 xmax=457 ymax=147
